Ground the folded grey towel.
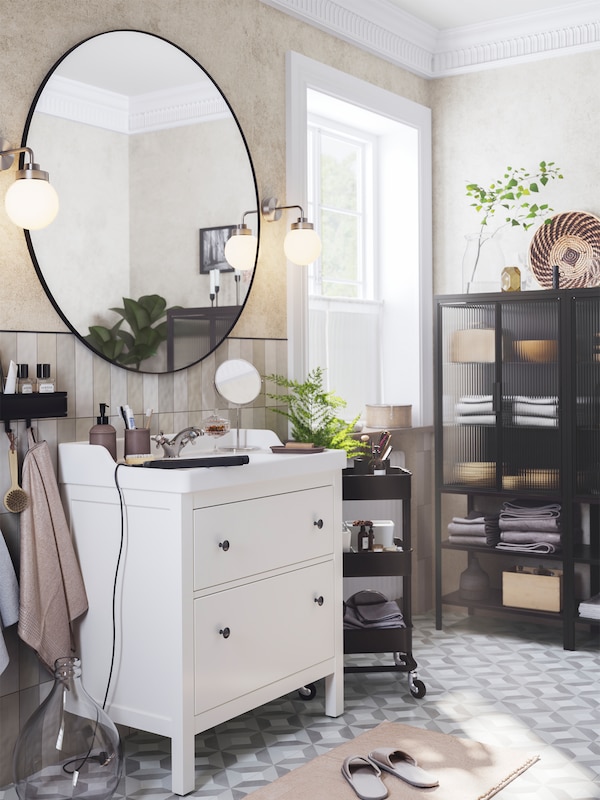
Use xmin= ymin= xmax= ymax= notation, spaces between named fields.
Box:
xmin=447 ymin=535 xmax=488 ymax=546
xmin=448 ymin=522 xmax=486 ymax=536
xmin=500 ymin=518 xmax=561 ymax=532
xmin=496 ymin=542 xmax=559 ymax=553
xmin=501 ymin=502 xmax=561 ymax=517
xmin=500 ymin=531 xmax=562 ymax=545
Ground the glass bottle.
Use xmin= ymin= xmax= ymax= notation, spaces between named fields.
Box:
xmin=36 ymin=363 xmax=56 ymax=393
xmin=13 ymin=657 xmax=123 ymax=800
xmin=17 ymin=364 xmax=33 ymax=394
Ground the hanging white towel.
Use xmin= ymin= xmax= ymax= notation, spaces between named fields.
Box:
xmin=18 ymin=431 xmax=88 ymax=672
xmin=0 ymin=531 xmax=19 ymax=675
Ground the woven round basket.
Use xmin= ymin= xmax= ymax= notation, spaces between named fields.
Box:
xmin=529 ymin=211 xmax=600 ymax=288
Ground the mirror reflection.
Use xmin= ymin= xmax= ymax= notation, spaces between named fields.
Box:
xmin=24 ymin=30 xmax=258 ymax=372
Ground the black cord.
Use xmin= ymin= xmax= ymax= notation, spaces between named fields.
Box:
xmin=103 ymin=463 xmax=127 ymax=710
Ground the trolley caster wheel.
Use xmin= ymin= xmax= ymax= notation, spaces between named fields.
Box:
xmin=409 ymin=679 xmax=426 ymax=699
xmin=297 ymin=683 xmax=317 ymax=701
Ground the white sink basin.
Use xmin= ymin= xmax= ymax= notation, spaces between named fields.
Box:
xmin=58 ymin=430 xmax=347 ymax=494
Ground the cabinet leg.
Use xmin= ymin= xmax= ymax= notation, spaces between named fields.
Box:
xmin=324 ymin=668 xmax=343 ymax=717
xmin=170 ymin=733 xmax=196 ymax=795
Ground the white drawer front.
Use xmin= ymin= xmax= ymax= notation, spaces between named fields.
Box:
xmin=194 ymin=561 xmax=335 ymax=714
xmin=194 ymin=486 xmax=334 ymax=589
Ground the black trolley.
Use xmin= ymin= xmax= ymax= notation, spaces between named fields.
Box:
xmin=342 ymin=464 xmax=425 ymax=698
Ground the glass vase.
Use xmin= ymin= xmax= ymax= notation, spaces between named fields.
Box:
xmin=13 ymin=657 xmax=123 ymax=800
xmin=462 ymin=233 xmax=504 ymax=293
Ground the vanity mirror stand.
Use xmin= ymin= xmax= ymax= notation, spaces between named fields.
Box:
xmin=214 ymin=358 xmax=262 ymax=451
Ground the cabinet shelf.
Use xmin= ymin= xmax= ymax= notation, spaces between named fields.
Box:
xmin=435 ymin=289 xmax=600 ymax=651
xmin=441 ymin=589 xmax=563 ymax=620
xmin=343 ymin=550 xmax=411 ymax=577
xmin=0 ymin=392 xmax=67 ymax=430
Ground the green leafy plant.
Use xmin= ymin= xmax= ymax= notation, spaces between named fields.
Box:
xmin=264 ymin=367 xmax=368 ymax=458
xmin=464 ymin=161 xmax=563 ymax=286
xmin=85 ymin=294 xmax=178 ymax=370
xmin=466 ymin=161 xmax=563 ymax=233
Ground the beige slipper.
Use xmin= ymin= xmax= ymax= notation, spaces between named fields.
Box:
xmin=341 ymin=755 xmax=389 ymax=800
xmin=368 ymin=747 xmax=439 ymax=788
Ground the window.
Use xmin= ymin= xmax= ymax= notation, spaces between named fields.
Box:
xmin=286 ymin=53 xmax=432 ymax=427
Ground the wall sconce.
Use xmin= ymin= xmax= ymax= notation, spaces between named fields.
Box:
xmin=261 ymin=196 xmax=321 ymax=265
xmin=0 ymin=137 xmax=59 ymax=230
xmin=224 ymin=209 xmax=258 ymax=271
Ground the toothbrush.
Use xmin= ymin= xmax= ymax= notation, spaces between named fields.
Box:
xmin=145 ymin=408 xmax=153 ymax=429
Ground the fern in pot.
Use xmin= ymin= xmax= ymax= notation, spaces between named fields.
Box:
xmin=264 ymin=367 xmax=367 ymax=459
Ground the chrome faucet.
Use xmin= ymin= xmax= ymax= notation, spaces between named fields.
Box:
xmin=151 ymin=427 xmax=204 ymax=458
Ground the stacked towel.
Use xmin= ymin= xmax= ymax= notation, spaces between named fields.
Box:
xmin=344 ymin=590 xmax=405 ymax=630
xmin=496 ymin=500 xmax=562 ymax=554
xmin=512 ymin=396 xmax=558 ymax=427
xmin=447 ymin=511 xmax=500 ymax=547
xmin=578 ymin=593 xmax=600 ymax=620
xmin=0 ymin=531 xmax=19 ymax=675
xmin=455 ymin=395 xmax=495 ymax=425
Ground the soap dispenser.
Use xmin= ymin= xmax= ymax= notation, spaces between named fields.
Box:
xmin=89 ymin=403 xmax=117 ymax=461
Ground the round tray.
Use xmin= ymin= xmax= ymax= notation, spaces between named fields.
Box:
xmin=528 ymin=211 xmax=600 ymax=288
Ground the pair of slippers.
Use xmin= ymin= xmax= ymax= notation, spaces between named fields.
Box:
xmin=341 ymin=748 xmax=439 ymax=799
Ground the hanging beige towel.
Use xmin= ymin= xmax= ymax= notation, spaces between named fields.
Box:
xmin=18 ymin=432 xmax=88 ymax=672
xmin=0 ymin=530 xmax=19 ymax=674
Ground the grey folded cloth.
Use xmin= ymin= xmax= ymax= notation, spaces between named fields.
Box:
xmin=344 ymin=590 xmax=405 ymax=629
xmin=448 ymin=522 xmax=486 ymax=536
xmin=501 ymin=502 xmax=561 ymax=517
xmin=500 ymin=531 xmax=562 ymax=545
xmin=500 ymin=518 xmax=561 ymax=532
xmin=448 ymin=535 xmax=488 ymax=546
xmin=452 ymin=513 xmax=486 ymax=524
xmin=496 ymin=542 xmax=559 ymax=553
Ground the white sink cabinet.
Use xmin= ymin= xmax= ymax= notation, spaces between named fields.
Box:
xmin=58 ymin=433 xmax=345 ymax=795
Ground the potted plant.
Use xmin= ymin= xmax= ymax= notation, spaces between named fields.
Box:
xmin=85 ymin=294 xmax=179 ymax=370
xmin=264 ymin=367 xmax=368 ymax=458
xmin=463 ymin=161 xmax=563 ymax=291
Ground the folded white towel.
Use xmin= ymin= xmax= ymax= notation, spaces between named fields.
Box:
xmin=512 ymin=402 xmax=558 ymax=418
xmin=455 ymin=401 xmax=494 ymax=415
xmin=511 ymin=395 xmax=558 ymax=405
xmin=455 ymin=414 xmax=496 ymax=425
xmin=513 ymin=415 xmax=558 ymax=427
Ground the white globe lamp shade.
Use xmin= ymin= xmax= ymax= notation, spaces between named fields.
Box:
xmin=284 ymin=223 xmax=321 ymax=265
xmin=5 ymin=176 xmax=59 ymax=230
xmin=224 ymin=229 xmax=258 ymax=270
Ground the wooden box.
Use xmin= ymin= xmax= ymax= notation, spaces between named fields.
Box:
xmin=502 ymin=570 xmax=562 ymax=613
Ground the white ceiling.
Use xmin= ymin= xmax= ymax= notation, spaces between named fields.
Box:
xmin=384 ymin=0 xmax=586 ymax=31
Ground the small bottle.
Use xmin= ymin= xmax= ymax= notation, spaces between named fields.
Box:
xmin=17 ymin=364 xmax=33 ymax=394
xmin=358 ymin=524 xmax=370 ymax=552
xmin=89 ymin=403 xmax=117 ymax=461
xmin=36 ymin=363 xmax=55 ymax=393
xmin=367 ymin=524 xmax=375 ymax=551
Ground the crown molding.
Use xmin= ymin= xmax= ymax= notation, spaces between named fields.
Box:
xmin=258 ymin=0 xmax=600 ymax=77
xmin=36 ymin=76 xmax=229 ymax=134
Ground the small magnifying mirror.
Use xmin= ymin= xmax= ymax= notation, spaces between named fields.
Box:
xmin=215 ymin=359 xmax=262 ymax=451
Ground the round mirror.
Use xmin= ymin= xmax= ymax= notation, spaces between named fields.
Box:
xmin=215 ymin=359 xmax=262 ymax=405
xmin=23 ymin=30 xmax=258 ymax=373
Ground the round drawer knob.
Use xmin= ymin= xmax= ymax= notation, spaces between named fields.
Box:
xmin=313 ymin=519 xmax=324 ymax=530
xmin=219 ymin=627 xmax=231 ymax=639
xmin=218 ymin=540 xmax=230 ymax=551
xmin=314 ymin=595 xmax=324 ymax=606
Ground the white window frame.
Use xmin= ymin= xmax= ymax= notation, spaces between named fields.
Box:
xmin=286 ymin=51 xmax=433 ymax=426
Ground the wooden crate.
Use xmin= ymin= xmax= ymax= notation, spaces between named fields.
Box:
xmin=502 ymin=570 xmax=562 ymax=613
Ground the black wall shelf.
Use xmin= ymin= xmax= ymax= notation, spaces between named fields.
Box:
xmin=0 ymin=392 xmax=68 ymax=430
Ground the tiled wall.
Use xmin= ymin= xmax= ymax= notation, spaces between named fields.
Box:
xmin=0 ymin=329 xmax=288 ymax=789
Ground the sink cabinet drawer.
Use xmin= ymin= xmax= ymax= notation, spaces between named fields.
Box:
xmin=194 ymin=561 xmax=335 ymax=713
xmin=194 ymin=486 xmax=334 ymax=589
